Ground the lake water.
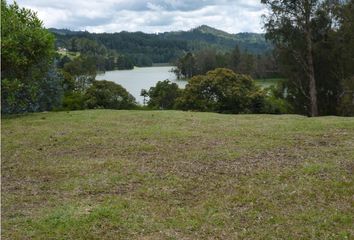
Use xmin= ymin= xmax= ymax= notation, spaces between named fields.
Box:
xmin=96 ymin=66 xmax=187 ymax=104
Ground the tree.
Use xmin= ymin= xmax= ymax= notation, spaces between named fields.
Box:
xmin=229 ymin=45 xmax=241 ymax=72
xmin=262 ymin=0 xmax=324 ymax=116
xmin=336 ymin=0 xmax=354 ymax=115
xmin=173 ymin=52 xmax=197 ymax=79
xmin=140 ymin=89 xmax=149 ymax=106
xmin=238 ymin=50 xmax=255 ymax=76
xmin=1 ymin=0 xmax=61 ymax=113
xmin=172 ymin=47 xmax=279 ymax=80
xmin=85 ymin=80 xmax=136 ymax=109
xmin=63 ymin=56 xmax=97 ymax=92
xmin=263 ymin=0 xmax=354 ymax=116
xmin=195 ymin=49 xmax=218 ymax=75
xmin=147 ymin=80 xmax=181 ymax=109
xmin=176 ymin=68 xmax=266 ymax=113
xmin=338 ymin=77 xmax=354 ymax=116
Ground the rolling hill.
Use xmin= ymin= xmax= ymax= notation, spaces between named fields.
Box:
xmin=50 ymin=25 xmax=272 ymax=64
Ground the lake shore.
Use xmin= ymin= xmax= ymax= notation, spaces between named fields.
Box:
xmin=96 ymin=66 xmax=187 ymax=104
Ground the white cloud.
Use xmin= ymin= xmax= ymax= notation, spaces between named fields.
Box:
xmin=14 ymin=0 xmax=266 ymax=33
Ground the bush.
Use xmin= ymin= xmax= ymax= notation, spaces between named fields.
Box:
xmin=264 ymin=96 xmax=291 ymax=114
xmin=147 ymin=80 xmax=181 ymax=109
xmin=176 ymin=68 xmax=267 ymax=114
xmin=85 ymin=80 xmax=136 ymax=109
xmin=62 ymin=92 xmax=86 ymax=110
xmin=263 ymin=82 xmax=292 ymax=114
xmin=338 ymin=77 xmax=354 ymax=116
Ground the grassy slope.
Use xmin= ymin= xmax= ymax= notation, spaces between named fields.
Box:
xmin=57 ymin=50 xmax=80 ymax=60
xmin=2 ymin=110 xmax=354 ymax=239
xmin=255 ymin=78 xmax=284 ymax=89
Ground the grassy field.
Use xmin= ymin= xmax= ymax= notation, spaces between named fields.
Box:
xmin=255 ymin=78 xmax=284 ymax=89
xmin=57 ymin=50 xmax=80 ymax=60
xmin=2 ymin=110 xmax=354 ymax=239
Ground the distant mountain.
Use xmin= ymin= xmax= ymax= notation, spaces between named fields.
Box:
xmin=49 ymin=25 xmax=272 ymax=64
xmin=194 ymin=25 xmax=233 ymax=37
xmin=161 ymin=25 xmax=271 ymax=53
xmin=48 ymin=28 xmax=80 ymax=35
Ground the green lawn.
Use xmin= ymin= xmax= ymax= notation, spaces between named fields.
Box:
xmin=255 ymin=78 xmax=285 ymax=89
xmin=57 ymin=50 xmax=80 ymax=60
xmin=2 ymin=110 xmax=354 ymax=239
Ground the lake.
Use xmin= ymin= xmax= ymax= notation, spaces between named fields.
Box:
xmin=96 ymin=66 xmax=187 ymax=104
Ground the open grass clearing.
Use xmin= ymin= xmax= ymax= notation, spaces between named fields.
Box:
xmin=2 ymin=110 xmax=353 ymax=239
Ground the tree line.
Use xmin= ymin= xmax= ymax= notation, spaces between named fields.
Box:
xmin=56 ymin=37 xmax=135 ymax=72
xmin=171 ymin=47 xmax=279 ymax=80
xmin=50 ymin=25 xmax=272 ymax=70
xmin=142 ymin=69 xmax=286 ymax=114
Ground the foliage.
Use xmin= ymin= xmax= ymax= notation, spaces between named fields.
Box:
xmin=147 ymin=80 xmax=181 ymax=110
xmin=262 ymin=0 xmax=354 ymax=116
xmin=37 ymin=66 xmax=64 ymax=111
xmin=140 ymin=89 xmax=149 ymax=106
xmin=63 ymin=56 xmax=97 ymax=92
xmin=338 ymin=77 xmax=354 ymax=116
xmin=50 ymin=25 xmax=272 ymax=68
xmin=173 ymin=47 xmax=280 ymax=80
xmin=62 ymin=92 xmax=86 ymax=110
xmin=162 ymin=25 xmax=272 ymax=54
xmin=1 ymin=0 xmax=61 ymax=114
xmin=85 ymin=80 xmax=136 ymax=109
xmin=261 ymin=0 xmax=323 ymax=116
xmin=172 ymin=52 xmax=197 ymax=79
xmin=263 ymin=81 xmax=292 ymax=114
xmin=55 ymin=36 xmax=134 ymax=72
xmin=57 ymin=48 xmax=136 ymax=111
xmin=176 ymin=68 xmax=267 ymax=113
xmin=336 ymin=0 xmax=354 ymax=116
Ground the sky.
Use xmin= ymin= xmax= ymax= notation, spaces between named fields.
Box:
xmin=15 ymin=0 xmax=266 ymax=34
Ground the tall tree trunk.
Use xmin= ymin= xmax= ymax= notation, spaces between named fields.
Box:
xmin=305 ymin=27 xmax=318 ymax=117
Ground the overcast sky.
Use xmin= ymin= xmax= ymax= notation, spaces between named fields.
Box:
xmin=15 ymin=0 xmax=266 ymax=34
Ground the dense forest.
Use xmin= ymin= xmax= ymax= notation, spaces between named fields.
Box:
xmin=171 ymin=47 xmax=279 ymax=80
xmin=51 ymin=25 xmax=271 ymax=69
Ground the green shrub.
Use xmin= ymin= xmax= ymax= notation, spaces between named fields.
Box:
xmin=176 ymin=68 xmax=267 ymax=114
xmin=263 ymin=82 xmax=292 ymax=114
xmin=84 ymin=80 xmax=136 ymax=109
xmin=62 ymin=92 xmax=86 ymax=110
xmin=337 ymin=77 xmax=354 ymax=116
xmin=147 ymin=80 xmax=181 ymax=109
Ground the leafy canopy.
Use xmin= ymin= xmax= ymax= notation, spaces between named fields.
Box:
xmin=1 ymin=0 xmax=59 ymax=114
xmin=147 ymin=80 xmax=181 ymax=110
xmin=177 ymin=68 xmax=266 ymax=114
xmin=85 ymin=80 xmax=136 ymax=110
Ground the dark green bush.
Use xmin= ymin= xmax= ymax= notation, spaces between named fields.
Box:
xmin=176 ymin=68 xmax=267 ymax=114
xmin=147 ymin=80 xmax=181 ymax=109
xmin=85 ymin=80 xmax=136 ymax=109
xmin=62 ymin=92 xmax=86 ymax=110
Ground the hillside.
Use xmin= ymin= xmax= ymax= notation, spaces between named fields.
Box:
xmin=2 ymin=110 xmax=353 ymax=239
xmin=162 ymin=25 xmax=270 ymax=53
xmin=50 ymin=25 xmax=271 ymax=64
